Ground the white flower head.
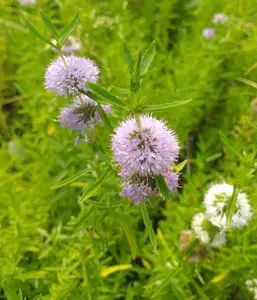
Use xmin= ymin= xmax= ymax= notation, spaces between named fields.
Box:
xmin=204 ymin=183 xmax=253 ymax=229
xmin=246 ymin=279 xmax=257 ymax=299
xmin=211 ymin=230 xmax=226 ymax=247
xmin=191 ymin=213 xmax=210 ymax=244
xmin=212 ymin=13 xmax=229 ymax=24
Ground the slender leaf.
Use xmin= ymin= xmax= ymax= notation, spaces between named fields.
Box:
xmin=139 ymin=41 xmax=156 ymax=77
xmin=40 ymin=11 xmax=58 ymax=38
xmin=174 ymin=159 xmax=187 ymax=172
xmin=32 ymin=295 xmax=43 ymax=300
xmin=226 ymin=185 xmax=239 ymax=229
xmin=139 ymin=202 xmax=157 ymax=250
xmin=123 ymin=41 xmax=134 ymax=74
xmin=229 ymin=76 xmax=257 ymax=89
xmin=79 ymin=168 xmax=112 ymax=203
xmin=87 ymin=82 xmax=127 ymax=109
xmin=59 ymin=12 xmax=80 ymax=46
xmin=25 ymin=19 xmax=57 ymax=48
xmin=115 ymin=212 xmax=137 ymax=259
xmin=142 ymin=99 xmax=192 ymax=112
xmin=3 ymin=281 xmax=19 ymax=300
xmin=155 ymin=175 xmax=171 ymax=200
xmin=109 ymin=85 xmax=130 ymax=96
xmin=51 ymin=168 xmax=91 ymax=189
xmin=97 ymin=103 xmax=113 ymax=132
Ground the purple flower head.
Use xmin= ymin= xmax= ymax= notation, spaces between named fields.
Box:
xmin=112 ymin=115 xmax=179 ymax=177
xmin=44 ymin=55 xmax=99 ymax=97
xmin=19 ymin=0 xmax=36 ymax=5
xmin=122 ymin=170 xmax=179 ymax=203
xmin=212 ymin=13 xmax=228 ymax=24
xmin=59 ymin=95 xmax=111 ymax=132
xmin=202 ymin=28 xmax=215 ymax=39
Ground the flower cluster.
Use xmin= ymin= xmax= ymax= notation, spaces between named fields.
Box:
xmin=111 ymin=115 xmax=179 ymax=202
xmin=19 ymin=0 xmax=36 ymax=6
xmin=59 ymin=95 xmax=111 ymax=132
xmin=202 ymin=12 xmax=228 ymax=39
xmin=44 ymin=50 xmax=111 ymax=138
xmin=191 ymin=182 xmax=253 ymax=247
xmin=246 ymin=279 xmax=257 ymax=299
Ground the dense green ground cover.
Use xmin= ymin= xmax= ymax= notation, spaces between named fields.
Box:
xmin=1 ymin=0 xmax=257 ymax=299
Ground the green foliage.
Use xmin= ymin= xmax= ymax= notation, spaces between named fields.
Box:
xmin=1 ymin=0 xmax=257 ymax=299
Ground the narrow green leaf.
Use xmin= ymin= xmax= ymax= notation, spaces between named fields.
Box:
xmin=59 ymin=12 xmax=80 ymax=46
xmin=50 ymin=168 xmax=91 ymax=189
xmin=109 ymin=85 xmax=130 ymax=96
xmin=40 ymin=11 xmax=58 ymax=38
xmin=155 ymin=175 xmax=171 ymax=200
xmin=142 ymin=99 xmax=192 ymax=112
xmin=219 ymin=132 xmax=242 ymax=159
xmin=32 ymin=295 xmax=43 ymax=300
xmin=3 ymin=281 xmax=19 ymax=300
xmin=229 ymin=76 xmax=257 ymax=89
xmin=87 ymin=82 xmax=127 ymax=109
xmin=139 ymin=202 xmax=157 ymax=250
xmin=139 ymin=41 xmax=156 ymax=77
xmin=123 ymin=41 xmax=134 ymax=74
xmin=97 ymin=103 xmax=113 ymax=132
xmin=173 ymin=159 xmax=187 ymax=172
xmin=25 ymin=18 xmax=57 ymax=48
xmin=115 ymin=212 xmax=137 ymax=259
xmin=226 ymin=185 xmax=239 ymax=229
xmin=79 ymin=168 xmax=112 ymax=203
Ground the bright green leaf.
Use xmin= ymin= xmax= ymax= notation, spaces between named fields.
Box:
xmin=155 ymin=175 xmax=171 ymax=200
xmin=123 ymin=41 xmax=134 ymax=74
xmin=87 ymin=82 xmax=128 ymax=109
xmin=79 ymin=168 xmax=112 ymax=203
xmin=142 ymin=99 xmax=192 ymax=112
xmin=174 ymin=159 xmax=187 ymax=172
xmin=226 ymin=185 xmax=239 ymax=229
xmin=25 ymin=18 xmax=57 ymax=48
xmin=97 ymin=103 xmax=113 ymax=132
xmin=59 ymin=12 xmax=80 ymax=46
xmin=40 ymin=11 xmax=58 ymax=39
xmin=50 ymin=168 xmax=91 ymax=189
xmin=139 ymin=202 xmax=157 ymax=250
xmin=3 ymin=281 xmax=20 ymax=300
xmin=139 ymin=41 xmax=156 ymax=77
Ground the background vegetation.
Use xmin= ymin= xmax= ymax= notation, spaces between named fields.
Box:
xmin=1 ymin=0 xmax=257 ymax=299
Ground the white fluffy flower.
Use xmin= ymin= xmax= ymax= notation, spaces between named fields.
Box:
xmin=192 ymin=213 xmax=227 ymax=247
xmin=212 ymin=13 xmax=228 ymax=24
xmin=204 ymin=183 xmax=253 ymax=229
xmin=19 ymin=0 xmax=36 ymax=5
xmin=246 ymin=279 xmax=257 ymax=299
xmin=191 ymin=213 xmax=210 ymax=244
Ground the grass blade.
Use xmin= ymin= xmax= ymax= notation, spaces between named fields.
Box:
xmin=123 ymin=41 xmax=134 ymax=74
xmin=226 ymin=185 xmax=239 ymax=229
xmin=97 ymin=103 xmax=113 ymax=132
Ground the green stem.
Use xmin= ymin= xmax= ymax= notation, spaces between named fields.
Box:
xmin=139 ymin=202 xmax=157 ymax=250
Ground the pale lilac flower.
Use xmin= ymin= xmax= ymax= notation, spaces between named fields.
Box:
xmin=112 ymin=115 xmax=179 ymax=177
xmin=212 ymin=13 xmax=228 ymax=24
xmin=19 ymin=0 xmax=36 ymax=5
xmin=202 ymin=28 xmax=215 ymax=39
xmin=51 ymin=36 xmax=82 ymax=54
xmin=44 ymin=55 xmax=99 ymax=97
xmin=59 ymin=95 xmax=111 ymax=132
xmin=122 ymin=171 xmax=179 ymax=203
xmin=204 ymin=183 xmax=253 ymax=229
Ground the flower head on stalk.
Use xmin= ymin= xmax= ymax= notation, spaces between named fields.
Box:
xmin=111 ymin=115 xmax=179 ymax=177
xmin=122 ymin=170 xmax=179 ymax=203
xmin=59 ymin=95 xmax=111 ymax=132
xmin=44 ymin=55 xmax=99 ymax=97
